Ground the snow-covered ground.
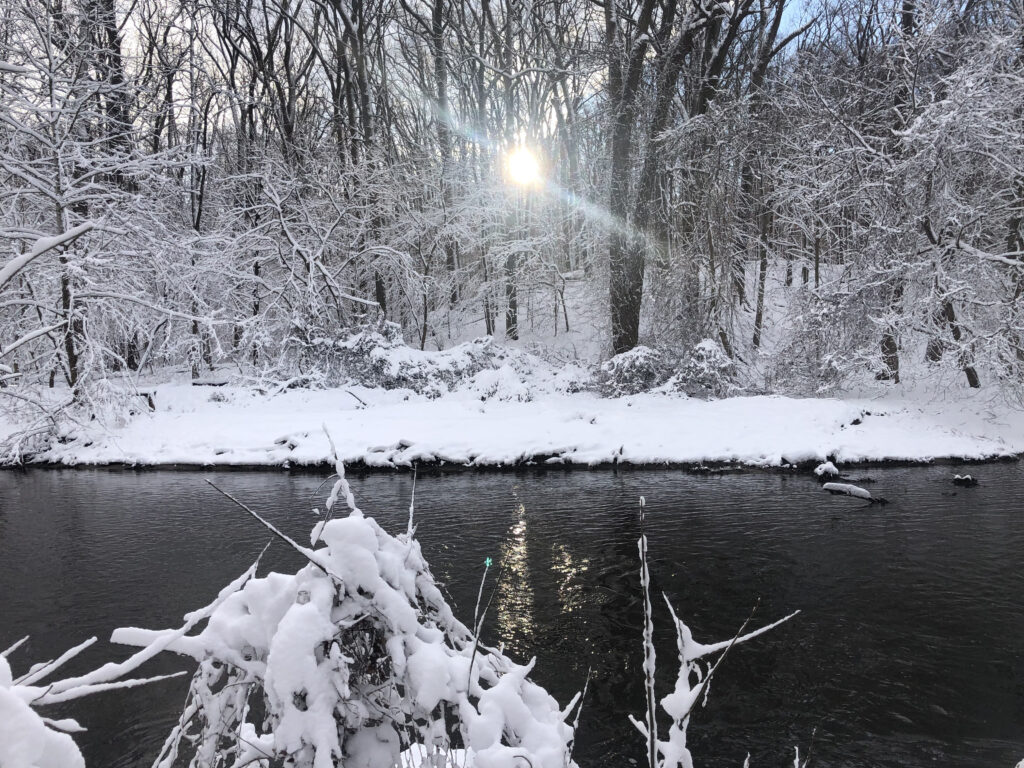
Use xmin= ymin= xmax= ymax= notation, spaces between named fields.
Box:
xmin=5 ymin=379 xmax=1021 ymax=468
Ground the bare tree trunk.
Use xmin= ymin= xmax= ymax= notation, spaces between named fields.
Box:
xmin=752 ymin=206 xmax=771 ymax=349
xmin=878 ymin=282 xmax=903 ymax=383
xmin=504 ymin=252 xmax=518 ymax=340
xmin=878 ymin=0 xmax=917 ymax=383
xmin=482 ymin=256 xmax=493 ymax=336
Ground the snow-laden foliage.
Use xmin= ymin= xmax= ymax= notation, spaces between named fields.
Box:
xmin=662 ymin=341 xmax=736 ymax=399
xmin=282 ymin=320 xmax=585 ymax=400
xmin=759 ymin=290 xmax=861 ymax=395
xmin=112 ymin=467 xmax=579 ymax=768
xmin=597 ymin=342 xmax=736 ymax=399
xmin=0 ymin=633 xmax=185 ymax=768
xmin=595 ymin=346 xmax=672 ymax=397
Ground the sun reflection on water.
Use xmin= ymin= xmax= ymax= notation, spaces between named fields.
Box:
xmin=551 ymin=542 xmax=590 ymax=616
xmin=496 ymin=491 xmax=535 ymax=654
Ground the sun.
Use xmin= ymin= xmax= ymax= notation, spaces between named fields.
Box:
xmin=506 ymin=146 xmax=541 ymax=187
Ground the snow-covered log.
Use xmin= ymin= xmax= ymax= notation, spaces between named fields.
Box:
xmin=822 ymin=482 xmax=873 ymax=500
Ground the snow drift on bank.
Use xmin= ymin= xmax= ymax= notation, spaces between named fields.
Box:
xmin=10 ymin=381 xmax=1023 ymax=468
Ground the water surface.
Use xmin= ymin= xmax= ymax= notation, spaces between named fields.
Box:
xmin=1 ymin=465 xmax=1022 ymax=767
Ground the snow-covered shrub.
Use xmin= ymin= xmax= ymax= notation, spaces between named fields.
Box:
xmin=113 ymin=465 xmax=578 ymax=768
xmin=0 ymin=650 xmax=85 ymax=768
xmin=662 ymin=340 xmax=736 ymax=399
xmin=282 ymin=320 xmax=569 ymax=400
xmin=0 ymin=633 xmax=183 ymax=768
xmin=596 ymin=346 xmax=672 ymax=397
xmin=333 ymin=324 xmax=546 ymax=399
xmin=595 ymin=342 xmax=735 ymax=399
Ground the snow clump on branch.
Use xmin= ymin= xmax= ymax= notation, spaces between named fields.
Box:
xmin=0 ymin=632 xmax=185 ymax=768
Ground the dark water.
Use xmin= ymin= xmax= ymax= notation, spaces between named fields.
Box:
xmin=1 ymin=465 xmax=1023 ymax=768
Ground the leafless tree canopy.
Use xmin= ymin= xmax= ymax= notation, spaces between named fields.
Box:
xmin=1 ymin=0 xmax=1022 ymax=401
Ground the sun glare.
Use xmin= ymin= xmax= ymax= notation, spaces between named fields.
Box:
xmin=506 ymin=146 xmax=541 ymax=187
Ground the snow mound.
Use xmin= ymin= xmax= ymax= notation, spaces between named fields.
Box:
xmin=814 ymin=461 xmax=839 ymax=477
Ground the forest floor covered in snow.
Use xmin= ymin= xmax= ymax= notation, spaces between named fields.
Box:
xmin=3 ymin=376 xmax=1021 ymax=469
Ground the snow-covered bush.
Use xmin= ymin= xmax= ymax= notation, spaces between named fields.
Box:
xmin=0 ymin=633 xmax=184 ymax=768
xmin=596 ymin=346 xmax=672 ymax=397
xmin=596 ymin=342 xmax=736 ymax=399
xmin=284 ymin=320 xmax=566 ymax=400
xmin=113 ymin=464 xmax=578 ymax=768
xmin=662 ymin=340 xmax=736 ymax=399
xmin=338 ymin=331 xmax=492 ymax=396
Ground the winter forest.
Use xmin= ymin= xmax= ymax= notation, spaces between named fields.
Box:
xmin=3 ymin=0 xmax=1024 ymax=765
xmin=1 ymin=0 xmax=1023 ymax=431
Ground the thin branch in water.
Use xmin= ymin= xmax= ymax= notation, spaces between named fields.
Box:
xmin=407 ymin=464 xmax=418 ymax=538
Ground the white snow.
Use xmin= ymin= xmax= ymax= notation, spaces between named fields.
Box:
xmin=813 ymin=461 xmax=840 ymax=477
xmin=0 ymin=654 xmax=85 ymax=768
xmin=5 ymin=380 xmax=1022 ymax=468
xmin=822 ymin=482 xmax=873 ymax=500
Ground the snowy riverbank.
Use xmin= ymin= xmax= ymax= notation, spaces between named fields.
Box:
xmin=4 ymin=381 xmax=1022 ymax=468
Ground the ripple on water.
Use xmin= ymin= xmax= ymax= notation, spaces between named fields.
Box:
xmin=0 ymin=463 xmax=1022 ymax=768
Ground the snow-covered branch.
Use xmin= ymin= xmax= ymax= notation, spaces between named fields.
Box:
xmin=0 ymin=223 xmax=96 ymax=291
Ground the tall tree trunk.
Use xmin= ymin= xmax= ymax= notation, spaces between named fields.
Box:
xmin=505 ymin=252 xmax=518 ymax=340
xmin=752 ymin=206 xmax=771 ymax=349
xmin=878 ymin=0 xmax=916 ymax=383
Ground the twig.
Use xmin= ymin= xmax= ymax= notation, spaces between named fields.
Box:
xmin=345 ymin=389 xmax=368 ymax=407
xmin=406 ymin=465 xmax=418 ymax=538
xmin=466 ymin=559 xmax=493 ymax=690
xmin=15 ymin=637 xmax=97 ymax=686
xmin=638 ymin=496 xmax=658 ymax=768
xmin=1 ymin=636 xmax=29 ymax=657
xmin=566 ymin=666 xmax=592 ymax=765
xmin=205 ymin=480 xmax=337 ymax=580
xmin=675 ymin=599 xmax=797 ymax=723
